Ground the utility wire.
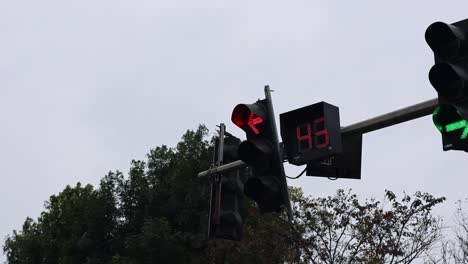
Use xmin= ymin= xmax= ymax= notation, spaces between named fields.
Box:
xmin=286 ymin=168 xmax=306 ymax=179
xmin=285 ymin=167 xmax=339 ymax=180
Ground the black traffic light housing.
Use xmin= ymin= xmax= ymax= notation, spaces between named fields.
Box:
xmin=231 ymin=99 xmax=288 ymax=213
xmin=279 ymin=101 xmax=362 ymax=180
xmin=426 ymin=19 xmax=468 ymax=151
xmin=306 ymin=132 xmax=362 ymax=179
xmin=208 ymin=134 xmax=245 ymax=241
xmin=280 ymin=102 xmax=342 ymax=165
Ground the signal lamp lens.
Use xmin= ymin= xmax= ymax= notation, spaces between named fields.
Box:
xmin=232 ymin=104 xmax=247 ymax=128
xmin=429 ymin=63 xmax=464 ymax=100
xmin=433 ymin=104 xmax=468 ymax=139
xmin=231 ymin=104 xmax=264 ymax=135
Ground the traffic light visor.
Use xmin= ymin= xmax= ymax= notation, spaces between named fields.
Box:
xmin=237 ymin=139 xmax=272 ymax=170
xmin=231 ymin=103 xmax=266 ymax=135
xmin=425 ymin=22 xmax=462 ymax=60
xmin=429 ymin=63 xmax=465 ymax=100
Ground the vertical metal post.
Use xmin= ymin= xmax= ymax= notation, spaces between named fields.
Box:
xmin=214 ymin=124 xmax=225 ymax=224
xmin=217 ymin=124 xmax=225 ymax=165
xmin=208 ymin=124 xmax=225 ymax=235
xmin=264 ymin=86 xmax=293 ymax=222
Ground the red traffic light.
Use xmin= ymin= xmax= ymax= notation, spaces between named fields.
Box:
xmin=231 ymin=103 xmax=266 ymax=136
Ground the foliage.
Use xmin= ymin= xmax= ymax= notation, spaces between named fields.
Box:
xmin=291 ymin=189 xmax=445 ymax=264
xmin=425 ymin=200 xmax=468 ymax=264
xmin=3 ymin=125 xmax=296 ymax=264
xmin=3 ymin=125 xmax=447 ymax=264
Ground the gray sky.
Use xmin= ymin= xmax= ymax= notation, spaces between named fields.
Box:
xmin=2 ymin=0 xmax=468 ymax=261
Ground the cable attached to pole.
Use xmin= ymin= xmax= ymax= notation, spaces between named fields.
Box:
xmin=286 ymin=167 xmax=307 ymax=179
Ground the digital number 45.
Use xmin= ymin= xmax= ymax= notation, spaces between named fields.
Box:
xmin=296 ymin=117 xmax=329 ymax=151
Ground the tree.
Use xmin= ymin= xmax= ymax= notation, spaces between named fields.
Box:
xmin=4 ymin=182 xmax=116 ymax=264
xmin=3 ymin=125 xmax=298 ymax=264
xmin=290 ymin=189 xmax=445 ymax=264
xmin=425 ymin=200 xmax=468 ymax=264
xmin=3 ymin=125 xmax=447 ymax=264
xmin=451 ymin=201 xmax=468 ymax=263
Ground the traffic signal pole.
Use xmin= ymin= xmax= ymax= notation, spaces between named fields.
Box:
xmin=341 ymin=98 xmax=438 ymax=135
xmin=208 ymin=123 xmax=225 ymax=236
xmin=217 ymin=123 xmax=225 ymax=165
xmin=264 ymin=86 xmax=293 ymax=221
xmin=198 ymin=97 xmax=438 ymax=178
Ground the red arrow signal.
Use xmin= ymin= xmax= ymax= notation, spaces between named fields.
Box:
xmin=247 ymin=112 xmax=263 ymax=135
xmin=232 ymin=103 xmax=266 ymax=136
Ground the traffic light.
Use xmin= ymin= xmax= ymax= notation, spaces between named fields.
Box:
xmin=426 ymin=19 xmax=468 ymax=151
xmin=231 ymin=99 xmax=288 ymax=212
xmin=208 ymin=134 xmax=245 ymax=241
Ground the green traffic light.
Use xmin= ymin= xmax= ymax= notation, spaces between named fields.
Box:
xmin=445 ymin=120 xmax=467 ymax=132
xmin=432 ymin=106 xmax=443 ymax=132
xmin=433 ymin=105 xmax=468 ymax=139
xmin=462 ymin=126 xmax=468 ymax=139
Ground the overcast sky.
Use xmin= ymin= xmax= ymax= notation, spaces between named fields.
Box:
xmin=2 ymin=1 xmax=468 ymax=261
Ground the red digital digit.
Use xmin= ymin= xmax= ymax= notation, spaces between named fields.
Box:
xmin=313 ymin=117 xmax=329 ymax=149
xmin=296 ymin=123 xmax=313 ymax=151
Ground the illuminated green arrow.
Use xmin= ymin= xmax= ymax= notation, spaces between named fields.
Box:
xmin=462 ymin=125 xmax=468 ymax=139
xmin=445 ymin=120 xmax=468 ymax=139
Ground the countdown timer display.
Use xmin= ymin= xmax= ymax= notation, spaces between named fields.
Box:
xmin=280 ymin=102 xmax=342 ymax=165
